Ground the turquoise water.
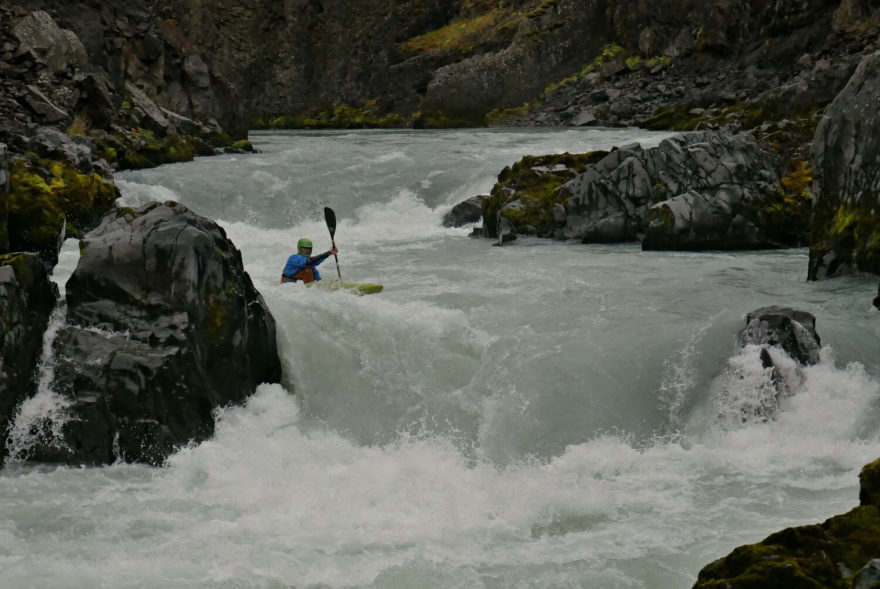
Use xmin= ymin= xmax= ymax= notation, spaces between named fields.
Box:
xmin=1 ymin=129 xmax=879 ymax=588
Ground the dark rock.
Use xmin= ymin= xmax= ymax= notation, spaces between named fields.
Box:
xmin=0 ymin=143 xmax=8 ymax=251
xmin=694 ymin=455 xmax=880 ymax=588
xmin=42 ymin=202 xmax=281 ymax=466
xmin=809 ymin=51 xmax=880 ymax=280
xmin=546 ymin=130 xmax=793 ymax=250
xmin=0 ymin=252 xmax=58 ymax=466
xmin=874 ymin=282 xmax=880 ymax=309
xmin=861 ymin=457 xmax=880 ymax=508
xmin=739 ymin=306 xmax=821 ymax=366
xmin=12 ymin=10 xmax=87 ymax=73
xmin=442 ymin=195 xmax=484 ymax=228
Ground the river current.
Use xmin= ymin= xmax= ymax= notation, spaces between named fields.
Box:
xmin=1 ymin=128 xmax=879 ymax=588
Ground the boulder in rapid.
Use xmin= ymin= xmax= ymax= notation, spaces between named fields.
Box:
xmin=34 ymin=202 xmax=281 ymax=466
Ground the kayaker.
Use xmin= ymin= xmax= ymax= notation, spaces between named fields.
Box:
xmin=281 ymin=238 xmax=338 ymax=284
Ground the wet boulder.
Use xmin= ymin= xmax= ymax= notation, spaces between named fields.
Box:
xmin=712 ymin=306 xmax=821 ymax=427
xmin=45 ymin=202 xmax=281 ymax=466
xmin=739 ymin=306 xmax=821 ymax=366
xmin=442 ymin=195 xmax=484 ymax=228
xmin=0 ymin=252 xmax=58 ymax=466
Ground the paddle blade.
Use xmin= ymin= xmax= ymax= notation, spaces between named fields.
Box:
xmin=324 ymin=207 xmax=337 ymax=238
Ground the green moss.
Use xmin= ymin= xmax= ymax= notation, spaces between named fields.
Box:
xmin=543 ymin=44 xmax=629 ymax=97
xmin=398 ymin=8 xmax=519 ymax=55
xmin=482 ymin=150 xmax=608 ymax=237
xmin=485 ymin=102 xmax=537 ymax=125
xmin=812 ymin=204 xmax=880 ymax=274
xmin=415 ymin=109 xmax=480 ymax=129
xmin=695 ymin=506 xmax=880 ymax=588
xmin=6 ymin=158 xmax=117 ymax=255
xmin=747 ymin=159 xmax=813 ymax=247
xmin=640 ymin=104 xmax=707 ymax=131
xmin=861 ymin=458 xmax=880 ymax=507
xmin=0 ymin=252 xmax=33 ymax=284
xmin=257 ymin=104 xmax=410 ymax=130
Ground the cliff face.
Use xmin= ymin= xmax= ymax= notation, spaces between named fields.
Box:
xmin=145 ymin=0 xmax=858 ymax=127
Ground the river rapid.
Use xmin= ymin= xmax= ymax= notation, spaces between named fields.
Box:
xmin=1 ymin=128 xmax=879 ymax=588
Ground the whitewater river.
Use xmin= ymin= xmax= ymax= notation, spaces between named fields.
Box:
xmin=2 ymin=128 xmax=879 ymax=588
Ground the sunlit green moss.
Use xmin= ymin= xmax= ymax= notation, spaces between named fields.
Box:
xmin=7 ymin=158 xmax=117 ymax=254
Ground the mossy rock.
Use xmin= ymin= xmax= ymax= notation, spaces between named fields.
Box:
xmin=415 ymin=109 xmax=482 ymax=129
xmin=861 ymin=458 xmax=880 ymax=507
xmin=745 ymin=159 xmax=813 ymax=247
xmin=260 ymin=104 xmax=411 ymax=130
xmin=809 ymin=203 xmax=880 ymax=278
xmin=481 ymin=150 xmax=608 ymax=238
xmin=694 ymin=488 xmax=880 ymax=589
xmin=6 ymin=158 xmax=118 ymax=261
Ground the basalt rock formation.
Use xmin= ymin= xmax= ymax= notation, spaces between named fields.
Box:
xmin=808 ymin=50 xmax=880 ymax=281
xmin=477 ymin=130 xmax=810 ymax=251
xmin=27 ymin=202 xmax=282 ymax=466
xmin=0 ymin=252 xmax=57 ymax=467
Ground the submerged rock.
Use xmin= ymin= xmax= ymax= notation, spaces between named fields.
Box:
xmin=41 ymin=202 xmax=281 ymax=466
xmin=0 ymin=252 xmax=58 ymax=466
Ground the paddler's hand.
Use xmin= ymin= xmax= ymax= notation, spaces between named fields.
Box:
xmin=330 ymin=246 xmax=339 ymax=255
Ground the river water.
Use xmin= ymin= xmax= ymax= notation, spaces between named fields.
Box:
xmin=2 ymin=128 xmax=879 ymax=588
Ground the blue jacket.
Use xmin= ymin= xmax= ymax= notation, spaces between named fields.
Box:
xmin=281 ymin=252 xmax=329 ymax=283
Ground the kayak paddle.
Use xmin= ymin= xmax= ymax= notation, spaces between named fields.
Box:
xmin=324 ymin=206 xmax=342 ymax=279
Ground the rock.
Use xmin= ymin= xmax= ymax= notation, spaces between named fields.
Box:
xmin=0 ymin=143 xmax=8 ymax=251
xmin=24 ymin=85 xmax=70 ymax=125
xmin=570 ymin=110 xmax=597 ymax=126
xmin=30 ymin=126 xmax=94 ymax=171
xmin=853 ymin=560 xmax=880 ymax=589
xmin=694 ymin=455 xmax=880 ymax=588
xmin=442 ymin=195 xmax=484 ymax=228
xmin=861 ymin=458 xmax=880 ymax=508
xmin=0 ymin=252 xmax=58 ymax=466
xmin=550 ymin=130 xmax=791 ymax=249
xmin=124 ymin=81 xmax=172 ymax=137
xmin=739 ymin=306 xmax=821 ymax=366
xmin=12 ymin=11 xmax=87 ymax=73
xmin=640 ymin=132 xmax=788 ymax=250
xmin=809 ymin=51 xmax=880 ymax=280
xmin=43 ymin=202 xmax=281 ymax=466
xmin=480 ymin=151 xmax=609 ymax=240
xmin=494 ymin=214 xmax=516 ymax=246
xmin=874 ymin=282 xmax=880 ymax=309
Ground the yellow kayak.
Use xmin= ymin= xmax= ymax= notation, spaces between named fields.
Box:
xmin=307 ymin=280 xmax=383 ymax=295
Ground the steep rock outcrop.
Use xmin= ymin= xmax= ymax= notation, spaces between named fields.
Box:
xmin=808 ymin=50 xmax=880 ymax=280
xmin=38 ymin=202 xmax=281 ymax=466
xmin=0 ymin=143 xmax=8 ymax=251
xmin=693 ymin=457 xmax=880 ymax=588
xmin=0 ymin=252 xmax=58 ymax=466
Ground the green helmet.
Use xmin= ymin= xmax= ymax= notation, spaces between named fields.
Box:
xmin=297 ymin=238 xmax=313 ymax=254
